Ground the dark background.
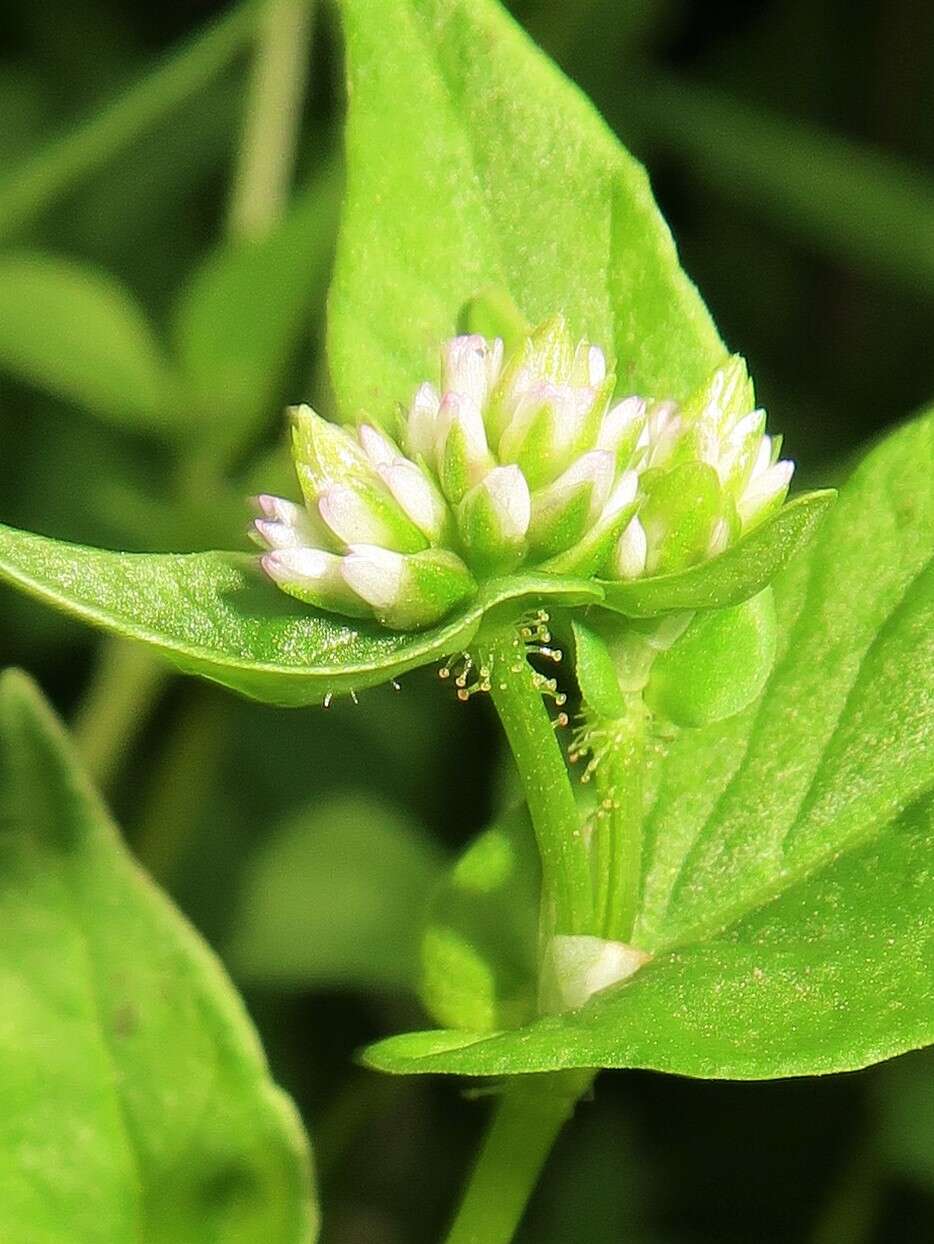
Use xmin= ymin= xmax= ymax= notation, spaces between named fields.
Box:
xmin=0 ymin=1 xmax=932 ymax=1240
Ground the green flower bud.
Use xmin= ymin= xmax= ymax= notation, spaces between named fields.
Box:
xmin=644 ymin=588 xmax=778 ymax=727
xmin=457 ymin=465 xmax=531 ymax=574
xmin=341 ymin=545 xmax=476 ymax=630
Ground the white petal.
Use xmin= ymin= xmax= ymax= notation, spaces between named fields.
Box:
xmin=252 ymin=518 xmax=307 ymax=550
xmin=359 ymin=423 xmax=399 ymax=468
xmin=439 ymin=392 xmax=490 ymax=464
xmin=482 ymin=464 xmax=532 ymax=541
xmin=550 ymin=450 xmax=615 ymax=519
xmin=597 ymin=396 xmax=646 ymax=456
xmin=251 ymin=494 xmax=319 ymax=544
xmin=600 ymin=469 xmax=639 ymax=521
xmin=262 ymin=546 xmax=341 ymax=588
xmin=404 ymin=381 xmax=441 ymax=462
xmin=587 ymin=345 xmax=607 ymax=386
xmin=319 ymin=485 xmax=388 ymax=547
xmin=379 ymin=461 xmax=447 ymax=540
xmin=341 ymin=544 xmax=405 ymax=609
xmin=737 ymin=460 xmax=794 ymax=527
xmin=612 ymin=516 xmax=648 ymax=579
xmin=441 ymin=335 xmax=494 ymax=408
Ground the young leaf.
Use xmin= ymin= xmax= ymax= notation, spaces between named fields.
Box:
xmin=0 ymin=525 xmax=602 ymax=706
xmin=596 ymin=490 xmax=835 ymax=617
xmin=228 ymin=793 xmax=445 ymax=993
xmin=364 ymin=408 xmax=934 ymax=1079
xmin=0 ymin=670 xmax=317 ymax=1241
xmin=329 ymin=0 xmax=725 ymax=428
xmin=0 ymin=252 xmax=179 ymax=434
xmin=172 ymin=159 xmax=341 ymax=458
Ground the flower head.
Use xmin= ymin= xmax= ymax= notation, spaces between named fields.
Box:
xmin=253 ymin=318 xmax=793 ymax=629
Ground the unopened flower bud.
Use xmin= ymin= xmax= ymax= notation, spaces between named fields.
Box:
xmin=262 ymin=547 xmax=372 ymax=617
xmin=318 ymin=482 xmax=427 ymax=553
xmin=458 ymin=464 xmax=531 ymax=573
xmin=528 ymin=451 xmax=614 ymax=558
xmin=341 ymin=545 xmax=476 ymax=630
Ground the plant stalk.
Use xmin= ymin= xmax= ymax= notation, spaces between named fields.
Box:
xmin=591 ymin=698 xmax=646 ymax=941
xmin=227 ymin=0 xmax=316 ymax=242
xmin=484 ymin=627 xmax=593 ymax=937
xmin=444 ymin=1071 xmax=594 ymax=1244
xmin=72 ymin=639 xmax=168 ymax=790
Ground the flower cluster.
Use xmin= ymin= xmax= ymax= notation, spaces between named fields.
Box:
xmin=253 ymin=318 xmax=793 ymax=630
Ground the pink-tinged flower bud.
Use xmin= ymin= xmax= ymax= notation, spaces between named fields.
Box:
xmin=318 ymin=482 xmax=427 ymax=554
xmin=458 ymin=464 xmax=531 ymax=573
xmin=262 ymin=547 xmax=372 ymax=617
xmin=341 ymin=545 xmax=476 ymax=630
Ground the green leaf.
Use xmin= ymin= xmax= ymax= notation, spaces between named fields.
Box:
xmin=0 ymin=525 xmax=603 ymax=706
xmin=364 ymin=409 xmax=934 ymax=1078
xmin=228 ymin=793 xmax=445 ymax=992
xmin=172 ymin=159 xmax=341 ymax=457
xmin=596 ymin=490 xmax=835 ymax=617
xmin=367 ymin=792 xmax=934 ymax=1079
xmin=0 ymin=669 xmax=317 ymax=1241
xmin=329 ymin=0 xmax=725 ymax=427
xmin=0 ymin=252 xmax=179 ymax=433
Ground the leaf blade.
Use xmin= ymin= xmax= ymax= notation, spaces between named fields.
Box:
xmin=329 ymin=0 xmax=725 ymax=428
xmin=0 ymin=524 xmax=603 ymax=705
xmin=0 ymin=669 xmax=317 ymax=1241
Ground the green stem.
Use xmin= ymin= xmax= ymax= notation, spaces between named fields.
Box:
xmin=72 ymin=639 xmax=168 ymax=790
xmin=0 ymin=1 xmax=260 ymax=240
xmin=444 ymin=1071 xmax=593 ymax=1244
xmin=484 ymin=627 xmax=592 ymax=937
xmin=227 ymin=0 xmax=315 ymax=242
xmin=592 ymin=698 xmax=646 ymax=941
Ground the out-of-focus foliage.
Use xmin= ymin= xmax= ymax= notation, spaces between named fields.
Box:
xmin=0 ymin=0 xmax=931 ymax=1240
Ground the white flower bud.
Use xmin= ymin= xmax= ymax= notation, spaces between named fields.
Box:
xmin=262 ymin=547 xmax=372 ymax=617
xmin=529 ymin=450 xmax=615 ymax=556
xmin=441 ymin=334 xmax=503 ymax=409
xmin=358 ymin=422 xmax=400 ymax=468
xmin=378 ymin=460 xmax=451 ymax=543
xmin=611 ymin=515 xmax=648 ymax=580
xmin=318 ymin=483 xmax=426 ymax=553
xmin=340 ymin=543 xmax=406 ymax=611
xmin=404 ymin=382 xmax=442 ymax=463
xmin=458 ymin=464 xmax=531 ymax=573
xmin=342 ymin=544 xmax=476 ymax=629
xmin=737 ymin=459 xmax=794 ymax=529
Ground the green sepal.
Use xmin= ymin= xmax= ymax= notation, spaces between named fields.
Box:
xmin=460 ymin=286 xmax=531 ymax=356
xmin=640 ymin=461 xmax=723 ymax=574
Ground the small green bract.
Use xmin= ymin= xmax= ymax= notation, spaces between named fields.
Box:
xmin=252 ymin=318 xmax=793 ymax=629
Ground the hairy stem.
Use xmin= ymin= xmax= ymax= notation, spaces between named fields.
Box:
xmin=484 ymin=627 xmax=592 ymax=937
xmin=591 ymin=698 xmax=646 ymax=941
xmin=227 ymin=0 xmax=315 ymax=241
xmin=445 ymin=1071 xmax=594 ymax=1244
